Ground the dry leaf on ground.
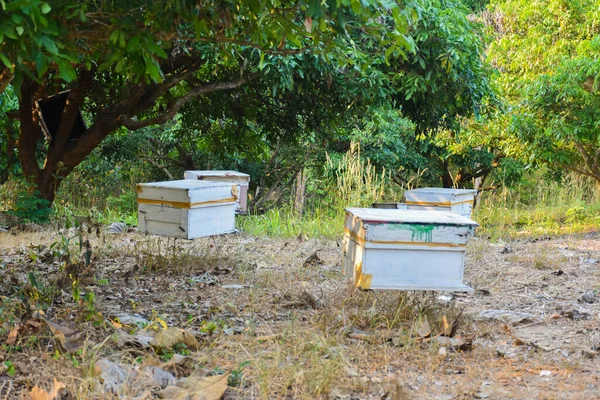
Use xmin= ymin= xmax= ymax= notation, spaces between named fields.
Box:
xmin=5 ymin=324 xmax=20 ymax=345
xmin=162 ymin=354 xmax=195 ymax=377
xmin=29 ymin=378 xmax=66 ymax=400
xmin=158 ymin=374 xmax=229 ymax=400
xmin=115 ymin=330 xmax=153 ymax=350
xmin=417 ymin=320 xmax=431 ymax=339
xmin=45 ymin=319 xmax=84 ymax=353
xmin=94 ymin=359 xmax=176 ymax=394
xmin=151 ymin=327 xmax=200 ymax=350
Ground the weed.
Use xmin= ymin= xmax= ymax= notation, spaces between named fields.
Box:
xmin=2 ymin=361 xmax=15 ymax=377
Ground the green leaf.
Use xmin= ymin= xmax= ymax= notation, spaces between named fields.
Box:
xmin=0 ymin=53 xmax=12 ymax=69
xmin=40 ymin=36 xmax=59 ymax=55
xmin=126 ymin=35 xmax=141 ymax=53
xmin=35 ymin=52 xmax=48 ymax=76
xmin=40 ymin=2 xmax=51 ymax=14
xmin=146 ymin=41 xmax=168 ymax=59
xmin=57 ymin=59 xmax=77 ymax=82
xmin=15 ymin=26 xmax=24 ymax=36
xmin=109 ymin=30 xmax=120 ymax=45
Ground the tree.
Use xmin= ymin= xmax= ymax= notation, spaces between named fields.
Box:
xmin=145 ymin=0 xmax=497 ymax=192
xmin=0 ymin=0 xmax=415 ymax=204
xmin=366 ymin=0 xmax=496 ymax=188
xmin=486 ymin=0 xmax=600 ymax=182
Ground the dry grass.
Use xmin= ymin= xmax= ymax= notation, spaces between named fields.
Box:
xmin=2 ymin=229 xmax=600 ymax=399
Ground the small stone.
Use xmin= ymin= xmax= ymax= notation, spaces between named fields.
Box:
xmin=499 ymin=245 xmax=512 ymax=254
xmin=539 ymin=370 xmax=552 ymax=377
xmin=578 ymin=291 xmax=595 ymax=304
xmin=438 ymin=347 xmax=447 ymax=356
xmin=475 ymin=392 xmax=490 ymax=399
xmin=561 ymin=309 xmax=590 ymax=320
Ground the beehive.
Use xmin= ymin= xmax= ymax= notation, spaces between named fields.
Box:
xmin=404 ymin=188 xmax=478 ymax=218
xmin=184 ymin=171 xmax=250 ymax=214
xmin=137 ymin=180 xmax=237 ymax=239
xmin=343 ymin=208 xmax=478 ymax=291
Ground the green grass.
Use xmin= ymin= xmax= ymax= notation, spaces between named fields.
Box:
xmin=475 ymin=174 xmax=600 ymax=240
xmin=238 ymin=207 xmax=344 ymax=239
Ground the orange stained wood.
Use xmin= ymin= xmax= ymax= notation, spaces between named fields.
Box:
xmin=137 ymin=197 xmax=237 ymax=209
xmin=354 ymin=261 xmax=372 ymax=290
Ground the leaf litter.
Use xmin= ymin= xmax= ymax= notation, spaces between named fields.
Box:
xmin=2 ymin=232 xmax=600 ymax=398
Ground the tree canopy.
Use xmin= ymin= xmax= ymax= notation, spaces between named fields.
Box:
xmin=486 ymin=0 xmax=600 ymax=182
xmin=1 ymin=0 xmax=418 ymax=203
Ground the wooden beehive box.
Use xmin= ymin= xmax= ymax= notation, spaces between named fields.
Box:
xmin=343 ymin=208 xmax=478 ymax=291
xmin=184 ymin=170 xmax=250 ymax=214
xmin=137 ymin=180 xmax=237 ymax=239
xmin=403 ymin=188 xmax=478 ymax=218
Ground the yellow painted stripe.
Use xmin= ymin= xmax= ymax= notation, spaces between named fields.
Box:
xmin=343 ymin=228 xmax=466 ymax=248
xmin=137 ymin=197 xmax=237 ymax=209
xmin=405 ymin=199 xmax=474 ymax=206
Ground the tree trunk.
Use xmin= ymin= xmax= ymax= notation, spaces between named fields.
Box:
xmin=293 ymin=167 xmax=307 ymax=216
xmin=440 ymin=160 xmax=454 ymax=188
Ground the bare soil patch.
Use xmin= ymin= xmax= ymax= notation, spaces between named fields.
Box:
xmin=1 ymin=228 xmax=600 ymax=399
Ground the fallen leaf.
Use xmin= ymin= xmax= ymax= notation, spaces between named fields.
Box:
xmin=441 ymin=315 xmax=452 ymax=336
xmin=159 ymin=374 xmax=229 ymax=400
xmin=416 ymin=320 xmax=431 ymax=339
xmin=29 ymin=378 xmax=66 ymax=400
xmin=163 ymin=354 xmax=195 ymax=377
xmin=95 ymin=359 xmax=175 ymax=394
xmin=434 ymin=336 xmax=465 ymax=349
xmin=45 ymin=320 xmax=84 ymax=353
xmin=94 ymin=359 xmax=132 ymax=393
xmin=27 ymin=319 xmax=43 ymax=329
xmin=347 ymin=327 xmax=374 ymax=342
xmin=393 ymin=381 xmax=412 ymax=400
xmin=115 ymin=330 xmax=153 ymax=349
xmin=151 ymin=327 xmax=200 ymax=351
xmin=5 ymin=324 xmax=20 ymax=345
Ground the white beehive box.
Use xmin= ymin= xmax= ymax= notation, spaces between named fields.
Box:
xmin=137 ymin=180 xmax=237 ymax=239
xmin=184 ymin=171 xmax=250 ymax=214
xmin=404 ymin=188 xmax=478 ymax=218
xmin=343 ymin=208 xmax=478 ymax=291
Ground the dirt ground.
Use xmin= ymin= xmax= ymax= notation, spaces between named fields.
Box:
xmin=1 ymin=226 xmax=600 ymax=399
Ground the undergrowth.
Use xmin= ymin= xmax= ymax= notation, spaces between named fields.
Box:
xmin=3 ymin=145 xmax=600 ymax=240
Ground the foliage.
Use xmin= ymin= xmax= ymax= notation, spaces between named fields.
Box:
xmin=2 ymin=0 xmax=418 ymax=205
xmin=0 ymin=85 xmax=18 ymax=183
xmin=5 ymin=180 xmax=52 ymax=223
xmin=487 ymin=0 xmax=600 ymax=182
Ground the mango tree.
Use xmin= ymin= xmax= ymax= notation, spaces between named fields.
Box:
xmin=0 ymin=0 xmax=415 ymax=205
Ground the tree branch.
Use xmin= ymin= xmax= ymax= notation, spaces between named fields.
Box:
xmin=120 ymin=72 xmax=259 ymax=130
xmin=572 ymin=139 xmax=600 ymax=178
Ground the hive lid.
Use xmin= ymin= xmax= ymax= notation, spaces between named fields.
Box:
xmin=406 ymin=188 xmax=477 ymax=195
xmin=345 ymin=208 xmax=478 ymax=227
xmin=185 ymin=170 xmax=250 ymax=178
xmin=138 ymin=180 xmax=232 ymax=191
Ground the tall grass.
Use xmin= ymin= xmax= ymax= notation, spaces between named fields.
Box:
xmin=475 ymin=172 xmax=600 ymax=239
xmin=239 ymin=143 xmax=401 ymax=238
